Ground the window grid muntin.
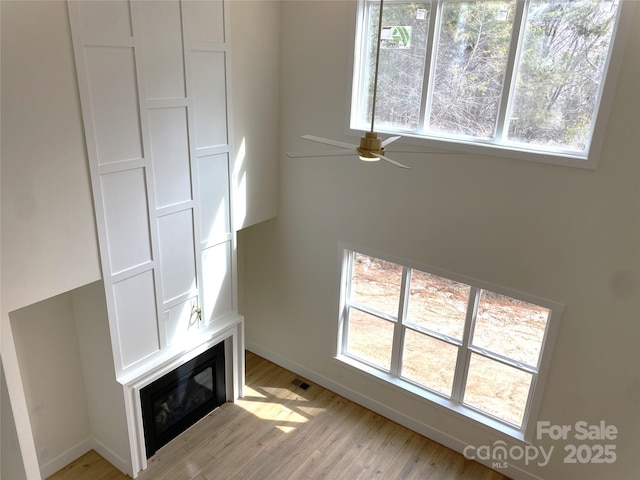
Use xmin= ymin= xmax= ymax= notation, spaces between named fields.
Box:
xmin=344 ymin=306 xmax=397 ymax=374
xmin=350 ymin=302 xmax=398 ymax=324
xmin=493 ymin=0 xmax=527 ymax=142
xmin=403 ymin=321 xmax=462 ymax=348
xmin=420 ymin=0 xmax=439 ymax=133
xmin=355 ymin=0 xmax=623 ymax=161
xmin=468 ymin=345 xmax=538 ymax=374
xmin=340 ymin=248 xmax=554 ymax=432
xmin=405 ymin=268 xmax=469 ymax=341
xmin=417 ymin=1 xmax=438 ymax=131
xmin=462 ymin=352 xmax=536 ymax=427
xmin=449 ymin=285 xmax=479 ymax=402
xmin=428 ymin=0 xmax=516 ymax=138
xmin=346 ymin=307 xmax=396 ymax=371
xmin=390 ymin=267 xmax=411 ymax=376
xmin=338 ymin=250 xmax=355 ymax=357
xmin=343 ymin=249 xmax=399 ymax=374
xmin=400 ymin=328 xmax=459 ymax=397
xmin=472 ymin=288 xmax=550 ymax=369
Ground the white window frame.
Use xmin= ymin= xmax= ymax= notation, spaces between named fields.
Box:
xmin=335 ymin=244 xmax=563 ymax=442
xmin=347 ymin=0 xmax=636 ymax=169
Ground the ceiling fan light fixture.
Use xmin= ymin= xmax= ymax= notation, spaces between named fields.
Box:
xmin=358 ymin=131 xmax=383 ymax=161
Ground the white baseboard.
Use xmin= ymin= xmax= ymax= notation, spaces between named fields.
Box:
xmin=38 ymin=436 xmax=131 ymax=479
xmin=246 ymin=342 xmax=544 ymax=480
xmin=93 ymin=438 xmax=132 ymax=477
xmin=39 ymin=438 xmax=93 ymax=479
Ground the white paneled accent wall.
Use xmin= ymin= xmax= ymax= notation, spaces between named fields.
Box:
xmin=148 ymin=107 xmax=192 ymax=208
xmin=100 ymin=169 xmax=153 ymax=276
xmin=68 ymin=0 xmax=242 ymax=385
xmin=69 ymin=0 xmax=244 ymax=474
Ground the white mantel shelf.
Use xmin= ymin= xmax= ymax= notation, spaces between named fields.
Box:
xmin=118 ymin=313 xmax=245 ymax=388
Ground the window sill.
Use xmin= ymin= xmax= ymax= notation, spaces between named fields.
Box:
xmin=334 ymin=353 xmax=528 ymax=443
xmin=346 ymin=126 xmax=598 ymax=170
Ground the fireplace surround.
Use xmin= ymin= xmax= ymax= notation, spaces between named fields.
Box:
xmin=140 ymin=342 xmax=226 ymax=458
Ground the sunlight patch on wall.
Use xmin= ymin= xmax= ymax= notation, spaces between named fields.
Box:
xmin=233 ymin=137 xmax=247 ymax=228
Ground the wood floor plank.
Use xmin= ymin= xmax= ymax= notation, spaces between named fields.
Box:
xmin=46 ymin=451 xmax=130 ymax=480
xmin=52 ymin=352 xmax=510 ymax=480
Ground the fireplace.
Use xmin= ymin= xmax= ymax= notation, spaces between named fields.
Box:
xmin=140 ymin=342 xmax=226 ymax=458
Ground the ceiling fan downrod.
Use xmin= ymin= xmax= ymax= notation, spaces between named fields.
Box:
xmin=358 ymin=0 xmax=386 ymax=161
xmin=369 ymin=0 xmax=385 ymax=135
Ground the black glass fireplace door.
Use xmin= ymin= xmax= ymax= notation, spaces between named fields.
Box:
xmin=141 ymin=342 xmax=226 ymax=458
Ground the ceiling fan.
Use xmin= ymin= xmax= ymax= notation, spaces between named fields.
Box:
xmin=286 ymin=0 xmax=411 ymax=170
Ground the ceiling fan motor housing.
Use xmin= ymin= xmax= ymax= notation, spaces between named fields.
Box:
xmin=358 ymin=132 xmax=383 ymax=159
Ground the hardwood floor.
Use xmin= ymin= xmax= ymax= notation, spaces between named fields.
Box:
xmin=46 ymin=450 xmax=129 ymax=480
xmin=49 ymin=352 xmax=510 ymax=480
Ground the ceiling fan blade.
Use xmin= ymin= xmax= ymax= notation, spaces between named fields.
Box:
xmin=302 ymin=135 xmax=359 ymax=151
xmin=385 ymin=150 xmax=466 ymax=155
xmin=371 ymin=152 xmax=411 ymax=169
xmin=286 ymin=149 xmax=357 ymax=158
xmin=381 ymin=135 xmax=402 ymax=147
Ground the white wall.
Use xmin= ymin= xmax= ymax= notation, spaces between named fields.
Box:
xmin=7 ymin=282 xmax=130 ymax=479
xmin=10 ymin=293 xmax=92 ymax=477
xmin=241 ymin=2 xmax=640 ymax=479
xmin=1 ymin=2 xmax=102 ymax=476
xmin=0 ymin=0 xmax=101 ymax=314
xmin=229 ymin=0 xmax=280 ymax=230
xmin=2 ymin=0 xmax=634 ymax=478
xmin=71 ymin=281 xmax=130 ymax=476
xmin=229 ymin=0 xmax=281 ymax=316
xmin=2 ymin=360 xmax=27 ymax=480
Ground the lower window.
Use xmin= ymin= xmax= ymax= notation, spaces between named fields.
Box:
xmin=337 ymin=247 xmax=562 ymax=439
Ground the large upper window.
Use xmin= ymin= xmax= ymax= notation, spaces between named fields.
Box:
xmin=336 ymin=247 xmax=562 ymax=440
xmin=350 ymin=0 xmax=627 ymax=167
